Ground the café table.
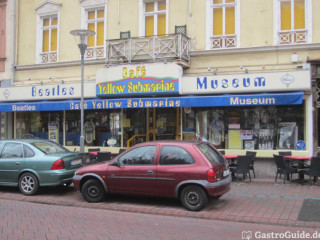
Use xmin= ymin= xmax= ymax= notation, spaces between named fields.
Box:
xmin=283 ymin=155 xmax=311 ymax=184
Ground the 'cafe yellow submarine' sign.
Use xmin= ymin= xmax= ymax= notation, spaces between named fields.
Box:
xmin=96 ymin=63 xmax=181 ymax=97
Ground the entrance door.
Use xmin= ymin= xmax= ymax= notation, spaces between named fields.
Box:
xmin=147 ymin=108 xmax=180 ymax=141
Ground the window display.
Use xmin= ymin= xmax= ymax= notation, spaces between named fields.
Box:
xmin=182 ymin=104 xmax=305 ymax=150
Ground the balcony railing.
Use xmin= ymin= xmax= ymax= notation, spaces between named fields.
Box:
xmin=210 ymin=35 xmax=237 ymax=48
xmin=40 ymin=51 xmax=57 ymax=63
xmin=106 ymin=34 xmax=190 ymax=66
xmin=278 ymin=30 xmax=308 ymax=45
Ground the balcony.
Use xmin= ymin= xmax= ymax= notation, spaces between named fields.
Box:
xmin=106 ymin=34 xmax=190 ymax=67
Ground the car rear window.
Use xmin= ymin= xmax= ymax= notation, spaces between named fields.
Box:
xmin=32 ymin=141 xmax=70 ymax=154
xmin=197 ymin=143 xmax=224 ymax=165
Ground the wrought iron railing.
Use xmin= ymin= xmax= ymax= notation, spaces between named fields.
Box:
xmin=106 ymin=34 xmax=190 ymax=65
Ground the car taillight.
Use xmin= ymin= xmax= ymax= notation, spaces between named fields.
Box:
xmin=51 ymin=159 xmax=65 ymax=170
xmin=207 ymin=168 xmax=217 ymax=183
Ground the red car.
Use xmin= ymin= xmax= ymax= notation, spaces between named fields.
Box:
xmin=73 ymin=141 xmax=231 ymax=211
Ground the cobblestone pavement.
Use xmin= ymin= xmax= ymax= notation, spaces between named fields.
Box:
xmin=0 ymin=178 xmax=319 ymax=231
xmin=1 ymin=198 xmax=319 ymax=240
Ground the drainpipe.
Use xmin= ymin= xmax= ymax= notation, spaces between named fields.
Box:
xmin=10 ymin=0 xmax=16 ymax=86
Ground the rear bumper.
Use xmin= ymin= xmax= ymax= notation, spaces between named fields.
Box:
xmin=205 ymin=176 xmax=231 ymax=197
xmin=38 ymin=169 xmax=76 ymax=186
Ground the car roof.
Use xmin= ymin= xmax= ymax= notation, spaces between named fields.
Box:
xmin=133 ymin=140 xmax=207 ymax=147
xmin=0 ymin=139 xmax=52 ymax=144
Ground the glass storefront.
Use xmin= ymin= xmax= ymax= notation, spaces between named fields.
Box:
xmin=183 ymin=104 xmax=305 ymax=150
xmin=14 ymin=103 xmax=305 ymax=151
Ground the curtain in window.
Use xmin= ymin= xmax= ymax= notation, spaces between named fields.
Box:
xmin=144 ymin=0 xmax=166 ymax=37
xmin=87 ymin=9 xmax=104 ymax=47
xmin=212 ymin=0 xmax=235 ymax=36
xmin=281 ymin=0 xmax=305 ymax=31
xmin=42 ymin=17 xmax=58 ymax=53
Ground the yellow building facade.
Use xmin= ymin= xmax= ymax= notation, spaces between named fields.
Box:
xmin=2 ymin=0 xmax=320 ymax=173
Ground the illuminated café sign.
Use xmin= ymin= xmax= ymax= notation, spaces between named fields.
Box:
xmin=181 ymin=70 xmax=311 ymax=94
xmin=96 ymin=63 xmax=182 ymax=97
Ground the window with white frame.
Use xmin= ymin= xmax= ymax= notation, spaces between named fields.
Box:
xmin=85 ymin=8 xmax=105 ymax=59
xmin=208 ymin=0 xmax=238 ymax=49
xmin=35 ymin=1 xmax=61 ymax=64
xmin=144 ymin=0 xmax=167 ymax=37
xmin=276 ymin=0 xmax=311 ymax=45
xmin=40 ymin=16 xmax=58 ymax=63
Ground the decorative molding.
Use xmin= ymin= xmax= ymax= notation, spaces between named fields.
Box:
xmin=35 ymin=0 xmax=61 ymax=15
xmin=80 ymin=0 xmax=106 ymax=8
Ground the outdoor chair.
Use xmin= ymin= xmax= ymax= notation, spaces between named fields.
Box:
xmin=246 ymin=151 xmax=257 ymax=178
xmin=119 ymin=148 xmax=127 ymax=154
xmin=219 ymin=150 xmax=225 ymax=155
xmin=230 ymin=156 xmax=252 ymax=183
xmin=298 ymin=157 xmax=320 ymax=186
xmin=97 ymin=152 xmax=112 ymax=162
xmin=274 ymin=154 xmax=298 ymax=184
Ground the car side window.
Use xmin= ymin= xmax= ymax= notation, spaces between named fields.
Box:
xmin=24 ymin=145 xmax=35 ymax=158
xmin=159 ymin=145 xmax=195 ymax=165
xmin=1 ymin=143 xmax=23 ymax=158
xmin=118 ymin=146 xmax=156 ymax=166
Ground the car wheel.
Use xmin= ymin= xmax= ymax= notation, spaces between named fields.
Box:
xmin=81 ymin=179 xmax=105 ymax=203
xmin=19 ymin=172 xmax=39 ymax=196
xmin=180 ymin=185 xmax=207 ymax=211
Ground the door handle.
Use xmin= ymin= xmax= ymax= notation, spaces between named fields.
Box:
xmin=15 ymin=162 xmax=20 ymax=165
xmin=147 ymin=170 xmax=153 ymax=174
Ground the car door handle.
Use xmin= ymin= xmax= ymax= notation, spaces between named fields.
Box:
xmin=147 ymin=170 xmax=154 ymax=174
xmin=15 ymin=162 xmax=20 ymax=165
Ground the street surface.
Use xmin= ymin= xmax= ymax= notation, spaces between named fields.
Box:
xmin=0 ymin=198 xmax=319 ymax=240
xmin=0 ymin=179 xmax=319 ymax=240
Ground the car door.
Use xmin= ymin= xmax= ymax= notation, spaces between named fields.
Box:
xmin=0 ymin=142 xmax=24 ymax=184
xmin=156 ymin=145 xmax=196 ymax=197
xmin=107 ymin=145 xmax=157 ymax=195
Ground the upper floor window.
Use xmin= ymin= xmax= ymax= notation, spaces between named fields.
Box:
xmin=144 ymin=0 xmax=167 ymax=37
xmin=86 ymin=9 xmax=105 ymax=58
xmin=41 ymin=16 xmax=58 ymax=63
xmin=276 ymin=0 xmax=312 ymax=45
xmin=35 ymin=1 xmax=61 ymax=64
xmin=207 ymin=0 xmax=239 ymax=49
xmin=80 ymin=0 xmax=106 ymax=59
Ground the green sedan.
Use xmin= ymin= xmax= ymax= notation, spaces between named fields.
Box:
xmin=0 ymin=139 xmax=83 ymax=195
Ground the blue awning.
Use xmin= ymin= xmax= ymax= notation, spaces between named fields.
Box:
xmin=0 ymin=91 xmax=303 ymax=112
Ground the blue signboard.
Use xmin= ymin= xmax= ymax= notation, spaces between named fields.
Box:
xmin=0 ymin=91 xmax=303 ymax=112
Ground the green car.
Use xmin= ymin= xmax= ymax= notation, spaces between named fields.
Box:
xmin=0 ymin=139 xmax=83 ymax=195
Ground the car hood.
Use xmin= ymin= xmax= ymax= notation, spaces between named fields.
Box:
xmin=77 ymin=162 xmax=109 ymax=174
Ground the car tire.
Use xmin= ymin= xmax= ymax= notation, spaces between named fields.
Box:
xmin=180 ymin=185 xmax=207 ymax=211
xmin=19 ymin=172 xmax=39 ymax=196
xmin=81 ymin=179 xmax=105 ymax=203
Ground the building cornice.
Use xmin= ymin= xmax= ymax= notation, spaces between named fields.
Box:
xmin=190 ymin=43 xmax=320 ymax=56
xmin=15 ymin=59 xmax=106 ymax=71
xmin=15 ymin=43 xmax=320 ymax=71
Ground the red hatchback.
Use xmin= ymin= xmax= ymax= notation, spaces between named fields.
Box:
xmin=73 ymin=141 xmax=231 ymax=211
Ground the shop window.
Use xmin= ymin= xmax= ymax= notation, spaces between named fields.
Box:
xmin=182 ymin=104 xmax=305 ymax=151
xmin=144 ymin=0 xmax=167 ymax=36
xmin=123 ymin=109 xmax=147 ymax=147
xmin=276 ymin=0 xmax=311 ymax=44
xmin=208 ymin=0 xmax=238 ymax=48
xmin=65 ymin=110 xmax=121 ymax=147
xmin=16 ymin=112 xmax=63 ymax=145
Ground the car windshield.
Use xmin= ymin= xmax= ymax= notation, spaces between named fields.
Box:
xmin=197 ymin=143 xmax=224 ymax=165
xmin=32 ymin=141 xmax=70 ymax=154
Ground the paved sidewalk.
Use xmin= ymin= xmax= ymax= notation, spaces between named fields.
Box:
xmin=0 ymin=178 xmax=319 ymax=229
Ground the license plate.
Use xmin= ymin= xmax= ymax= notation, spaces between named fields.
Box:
xmin=70 ymin=159 xmax=82 ymax=166
xmin=223 ymin=169 xmax=230 ymax=177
